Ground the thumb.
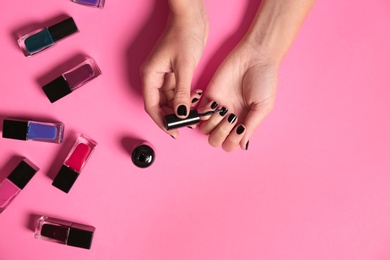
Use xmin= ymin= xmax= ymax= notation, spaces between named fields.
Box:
xmin=173 ymin=62 xmax=194 ymax=118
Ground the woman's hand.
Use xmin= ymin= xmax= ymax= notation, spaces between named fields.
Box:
xmin=198 ymin=39 xmax=278 ymax=152
xmin=141 ymin=1 xmax=208 ymax=138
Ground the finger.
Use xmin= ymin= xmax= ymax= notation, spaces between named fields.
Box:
xmin=199 ymin=106 xmax=228 ymax=135
xmin=208 ymin=113 xmax=238 ymax=147
xmin=222 ymin=124 xmax=246 ymax=152
xmin=197 ymin=100 xmax=219 ymax=121
xmin=173 ymin=63 xmax=194 ymax=118
xmin=142 ymin=71 xmax=179 ymax=138
xmin=190 ymin=89 xmax=203 ymax=107
xmin=239 ymin=103 xmax=273 ymax=150
xmin=187 ymin=89 xmax=203 ymax=129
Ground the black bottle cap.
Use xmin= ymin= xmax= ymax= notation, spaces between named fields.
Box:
xmin=2 ymin=119 xmax=28 ymax=140
xmin=48 ymin=17 xmax=78 ymax=42
xmin=132 ymin=143 xmax=155 ymax=168
xmin=7 ymin=159 xmax=39 ymax=189
xmin=68 ymin=224 xmax=95 ymax=249
xmin=42 ymin=76 xmax=72 ymax=103
xmin=164 ymin=109 xmax=200 ymax=130
xmin=52 ymin=165 xmax=79 ymax=193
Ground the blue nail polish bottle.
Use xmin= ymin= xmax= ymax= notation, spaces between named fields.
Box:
xmin=2 ymin=119 xmax=64 ymax=143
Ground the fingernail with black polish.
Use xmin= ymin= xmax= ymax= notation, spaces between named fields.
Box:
xmin=227 ymin=114 xmax=237 ymax=124
xmin=211 ymin=101 xmax=218 ymax=110
xmin=197 ymin=91 xmax=203 ymax=96
xmin=191 ymin=97 xmax=199 ymax=103
xmin=219 ymin=107 xmax=228 ymax=116
xmin=177 ymin=105 xmax=187 ymax=116
xmin=245 ymin=141 xmax=249 ymax=150
xmin=187 ymin=126 xmax=193 ymax=129
xmin=236 ymin=125 xmax=245 ymax=135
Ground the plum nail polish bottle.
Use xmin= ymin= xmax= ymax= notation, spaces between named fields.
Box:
xmin=52 ymin=134 xmax=97 ymax=193
xmin=42 ymin=57 xmax=101 ymax=103
xmin=0 ymin=158 xmax=39 ymax=213
xmin=35 ymin=216 xmax=95 ymax=249
xmin=2 ymin=119 xmax=64 ymax=143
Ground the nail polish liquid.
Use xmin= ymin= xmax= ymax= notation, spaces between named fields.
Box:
xmin=42 ymin=58 xmax=102 ymax=103
xmin=2 ymin=119 xmax=64 ymax=143
xmin=35 ymin=216 xmax=95 ymax=249
xmin=52 ymin=134 xmax=97 ymax=193
xmin=71 ymin=0 xmax=105 ymax=8
xmin=0 ymin=158 xmax=39 ymax=213
xmin=18 ymin=17 xmax=78 ymax=57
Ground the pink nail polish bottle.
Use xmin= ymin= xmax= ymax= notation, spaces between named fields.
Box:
xmin=0 ymin=158 xmax=39 ymax=213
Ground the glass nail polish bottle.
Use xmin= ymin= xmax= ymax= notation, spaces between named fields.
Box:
xmin=0 ymin=158 xmax=39 ymax=213
xmin=52 ymin=134 xmax=97 ymax=193
xmin=42 ymin=58 xmax=102 ymax=103
xmin=2 ymin=119 xmax=64 ymax=143
xmin=132 ymin=142 xmax=155 ymax=168
xmin=71 ymin=0 xmax=105 ymax=8
xmin=18 ymin=17 xmax=78 ymax=57
xmin=35 ymin=216 xmax=95 ymax=249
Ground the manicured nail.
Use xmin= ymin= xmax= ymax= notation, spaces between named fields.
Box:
xmin=191 ymin=97 xmax=199 ymax=103
xmin=197 ymin=91 xmax=203 ymax=96
xmin=187 ymin=126 xmax=193 ymax=129
xmin=211 ymin=101 xmax=218 ymax=109
xmin=236 ymin=125 xmax=245 ymax=135
xmin=219 ymin=107 xmax=228 ymax=116
xmin=245 ymin=141 xmax=249 ymax=150
xmin=227 ymin=114 xmax=237 ymax=124
xmin=177 ymin=105 xmax=187 ymax=116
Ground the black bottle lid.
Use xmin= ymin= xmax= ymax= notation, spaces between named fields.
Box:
xmin=42 ymin=76 xmax=72 ymax=103
xmin=7 ymin=159 xmax=39 ymax=189
xmin=164 ymin=109 xmax=200 ymax=130
xmin=48 ymin=17 xmax=78 ymax=42
xmin=132 ymin=143 xmax=155 ymax=168
xmin=67 ymin=223 xmax=95 ymax=249
xmin=52 ymin=165 xmax=79 ymax=193
xmin=2 ymin=119 xmax=28 ymax=140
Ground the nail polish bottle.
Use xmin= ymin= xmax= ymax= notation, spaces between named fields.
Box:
xmin=35 ymin=216 xmax=95 ymax=249
xmin=132 ymin=142 xmax=155 ymax=168
xmin=2 ymin=119 xmax=64 ymax=143
xmin=52 ymin=134 xmax=97 ymax=193
xmin=18 ymin=17 xmax=78 ymax=57
xmin=42 ymin=58 xmax=102 ymax=103
xmin=71 ymin=0 xmax=105 ymax=8
xmin=0 ymin=158 xmax=39 ymax=214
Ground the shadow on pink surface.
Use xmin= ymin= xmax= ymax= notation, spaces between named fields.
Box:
xmin=196 ymin=0 xmax=262 ymax=90
xmin=124 ymin=0 xmax=169 ymax=99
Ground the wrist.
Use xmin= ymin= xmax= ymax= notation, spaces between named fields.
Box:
xmin=244 ymin=0 xmax=315 ymax=64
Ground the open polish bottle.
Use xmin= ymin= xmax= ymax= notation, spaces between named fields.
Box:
xmin=0 ymin=158 xmax=39 ymax=214
xmin=35 ymin=216 xmax=95 ymax=249
xmin=42 ymin=58 xmax=101 ymax=103
xmin=52 ymin=134 xmax=97 ymax=193
xmin=71 ymin=0 xmax=105 ymax=8
xmin=164 ymin=108 xmax=226 ymax=130
xmin=18 ymin=17 xmax=78 ymax=57
xmin=2 ymin=119 xmax=64 ymax=143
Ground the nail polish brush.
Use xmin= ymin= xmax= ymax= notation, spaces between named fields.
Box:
xmin=164 ymin=108 xmax=224 ymax=130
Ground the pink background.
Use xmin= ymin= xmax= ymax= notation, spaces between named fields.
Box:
xmin=1 ymin=0 xmax=390 ymax=259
